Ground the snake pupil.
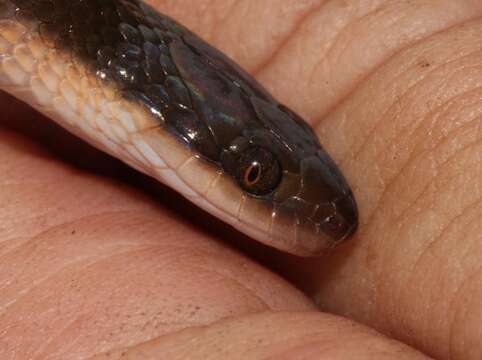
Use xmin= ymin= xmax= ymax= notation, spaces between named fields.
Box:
xmin=245 ymin=163 xmax=261 ymax=185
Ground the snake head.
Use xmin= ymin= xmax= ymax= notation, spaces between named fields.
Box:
xmin=219 ymin=96 xmax=359 ymax=255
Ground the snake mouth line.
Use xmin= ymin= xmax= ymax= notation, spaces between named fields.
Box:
xmin=0 ymin=0 xmax=358 ymax=256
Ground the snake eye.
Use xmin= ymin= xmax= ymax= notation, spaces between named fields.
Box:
xmin=236 ymin=146 xmax=282 ymax=196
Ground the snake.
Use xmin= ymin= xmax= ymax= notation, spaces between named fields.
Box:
xmin=0 ymin=0 xmax=358 ymax=257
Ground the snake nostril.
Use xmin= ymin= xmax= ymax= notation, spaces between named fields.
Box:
xmin=325 ymin=215 xmax=345 ymax=235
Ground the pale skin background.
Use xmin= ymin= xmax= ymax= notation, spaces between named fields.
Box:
xmin=0 ymin=0 xmax=481 ymax=359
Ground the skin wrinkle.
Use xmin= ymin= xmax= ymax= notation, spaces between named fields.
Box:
xmin=0 ymin=244 xmax=163 ymax=315
xmin=370 ymin=70 xmax=482 ymax=175
xmin=35 ymin=302 xmax=215 ymax=358
xmin=311 ymin=5 xmax=482 ymax=126
xmin=416 ymin=201 xmax=482 ymax=348
xmin=182 ymin=244 xmax=313 ymax=311
xmin=251 ymin=0 xmax=330 ymax=77
xmin=403 ymin=198 xmax=482 ymax=311
xmin=0 ymin=187 xmax=158 ymax=253
xmin=0 ymin=210 xmax=156 ymax=262
xmin=434 ymin=145 xmax=481 ymax=185
xmin=255 ymin=335 xmax=364 ymax=359
xmin=461 ymin=270 xmax=482 ymax=360
xmin=1 ymin=247 xmax=252 ymax=358
xmin=418 ymin=139 xmax=481 ymax=203
xmin=378 ymin=150 xmax=481 ymax=327
xmin=342 ymin=51 xmax=482 ymax=233
xmin=391 ymin=98 xmax=482 ymax=221
xmin=458 ymin=205 xmax=482 ymax=267
xmin=394 ymin=136 xmax=481 ymax=226
xmin=381 ymin=155 xmax=480 ymax=352
xmin=0 ymin=207 xmax=219 ymax=312
xmin=376 ymin=92 xmax=482 ymax=225
xmin=307 ymin=1 xmax=386 ymax=89
xmin=0 ymin=201 xmax=154 ymax=244
xmin=267 ymin=338 xmax=406 ymax=360
xmin=34 ymin=311 xmax=91 ymax=359
xmin=264 ymin=341 xmax=329 ymax=360
xmin=0 ymin=231 xmax=110 ymax=307
xmin=187 ymin=264 xmax=271 ymax=310
xmin=347 ymin=45 xmax=482 ymax=172
xmin=89 ymin=312 xmax=426 ymax=360
xmin=1 ymin=236 xmax=155 ymax=292
xmin=0 ymin=208 xmax=154 ymax=249
xmin=91 ymin=311 xmax=286 ymax=359
xmin=210 ymin=0 xmax=243 ymax=36
xmin=445 ymin=157 xmax=481 ymax=188
xmin=182 ymin=0 xmax=238 ymax=37
xmin=448 ymin=265 xmax=482 ymax=360
xmin=0 ymin=236 xmax=26 ymax=249
xmin=219 ymin=0 xmax=325 ymax=76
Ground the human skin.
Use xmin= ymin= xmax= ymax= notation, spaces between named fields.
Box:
xmin=0 ymin=0 xmax=481 ymax=359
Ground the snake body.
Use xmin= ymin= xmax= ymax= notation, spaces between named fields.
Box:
xmin=0 ymin=0 xmax=358 ymax=256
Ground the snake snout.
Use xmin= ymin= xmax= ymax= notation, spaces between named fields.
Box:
xmin=295 ymin=154 xmax=358 ymax=245
xmin=325 ymin=193 xmax=359 ymax=244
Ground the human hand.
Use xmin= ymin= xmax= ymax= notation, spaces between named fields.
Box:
xmin=0 ymin=1 xmax=480 ymax=359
